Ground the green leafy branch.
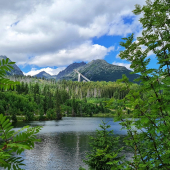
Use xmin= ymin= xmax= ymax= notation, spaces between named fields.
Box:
xmin=0 ymin=58 xmax=19 ymax=90
xmin=0 ymin=57 xmax=42 ymax=170
xmin=0 ymin=114 xmax=42 ymax=170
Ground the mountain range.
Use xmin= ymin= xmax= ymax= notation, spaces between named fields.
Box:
xmin=34 ymin=59 xmax=140 ymax=83
xmin=0 ymin=56 xmax=140 ymax=83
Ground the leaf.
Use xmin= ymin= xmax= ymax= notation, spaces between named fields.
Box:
xmin=2 ymin=119 xmax=10 ymax=129
xmin=0 ymin=115 xmax=6 ymax=125
xmin=9 ymin=62 xmax=15 ymax=65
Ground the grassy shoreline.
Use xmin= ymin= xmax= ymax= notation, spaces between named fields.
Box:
xmin=92 ymin=113 xmax=134 ymax=118
xmin=9 ymin=112 xmax=134 ymax=122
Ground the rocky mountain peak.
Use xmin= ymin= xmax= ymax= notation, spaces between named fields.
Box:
xmin=59 ymin=59 xmax=140 ymax=83
xmin=56 ymin=61 xmax=86 ymax=79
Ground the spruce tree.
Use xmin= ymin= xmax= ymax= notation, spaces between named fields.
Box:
xmin=83 ymin=121 xmax=124 ymax=170
xmin=55 ymin=88 xmax=62 ymax=120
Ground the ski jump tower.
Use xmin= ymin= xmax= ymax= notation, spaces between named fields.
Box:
xmin=74 ymin=69 xmax=90 ymax=82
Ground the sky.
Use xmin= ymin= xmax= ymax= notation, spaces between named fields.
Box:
xmin=0 ymin=0 xmax=158 ymax=76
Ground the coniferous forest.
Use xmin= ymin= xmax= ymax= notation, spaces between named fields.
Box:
xmin=0 ymin=75 xmax=140 ymax=122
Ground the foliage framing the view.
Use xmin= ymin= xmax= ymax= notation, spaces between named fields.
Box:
xmin=81 ymin=121 xmax=125 ymax=170
xmin=0 ymin=58 xmax=19 ymax=90
xmin=0 ymin=114 xmax=41 ymax=170
xmin=105 ymin=0 xmax=170 ymax=169
xmin=0 ymin=58 xmax=42 ymax=170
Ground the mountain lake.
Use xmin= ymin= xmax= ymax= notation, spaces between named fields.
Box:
xmin=11 ymin=117 xmax=133 ymax=170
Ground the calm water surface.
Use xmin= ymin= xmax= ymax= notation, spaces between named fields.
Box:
xmin=12 ymin=117 xmax=130 ymax=170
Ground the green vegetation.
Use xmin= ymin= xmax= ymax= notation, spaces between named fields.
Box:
xmin=0 ymin=58 xmax=42 ymax=170
xmin=60 ymin=59 xmax=140 ymax=83
xmin=2 ymin=73 xmax=139 ymax=121
xmin=1 ymin=0 xmax=170 ymax=169
xmin=0 ymin=114 xmax=41 ymax=170
xmin=108 ymin=0 xmax=170 ymax=169
xmin=80 ymin=121 xmax=125 ymax=170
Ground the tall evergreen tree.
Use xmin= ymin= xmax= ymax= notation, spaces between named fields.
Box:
xmin=55 ymin=88 xmax=62 ymax=120
xmin=82 ymin=121 xmax=124 ymax=170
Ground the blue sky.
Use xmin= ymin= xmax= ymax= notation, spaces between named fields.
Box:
xmin=0 ymin=0 xmax=158 ymax=76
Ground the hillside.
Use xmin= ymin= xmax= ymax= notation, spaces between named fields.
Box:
xmin=59 ymin=59 xmax=140 ymax=83
xmin=56 ymin=61 xmax=86 ymax=80
xmin=33 ymin=71 xmax=52 ymax=79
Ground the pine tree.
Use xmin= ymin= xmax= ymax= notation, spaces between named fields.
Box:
xmin=55 ymin=88 xmax=62 ymax=120
xmin=71 ymin=95 xmax=76 ymax=117
xmin=25 ymin=82 xmax=29 ymax=94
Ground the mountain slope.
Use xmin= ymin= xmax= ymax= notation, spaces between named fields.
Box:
xmin=0 ymin=55 xmax=24 ymax=76
xmin=59 ymin=59 xmax=140 ymax=83
xmin=33 ymin=62 xmax=86 ymax=79
xmin=34 ymin=71 xmax=53 ymax=79
xmin=56 ymin=62 xmax=86 ymax=80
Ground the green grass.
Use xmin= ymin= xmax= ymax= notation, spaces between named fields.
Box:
xmin=93 ymin=112 xmax=134 ymax=118
xmin=87 ymin=97 xmax=110 ymax=104
xmin=17 ymin=116 xmax=26 ymax=121
xmin=92 ymin=113 xmax=114 ymax=117
xmin=14 ymin=111 xmax=135 ymax=121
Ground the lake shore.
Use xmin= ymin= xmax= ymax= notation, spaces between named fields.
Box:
xmin=9 ymin=112 xmax=134 ymax=122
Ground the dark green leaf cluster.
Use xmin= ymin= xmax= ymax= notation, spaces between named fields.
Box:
xmin=83 ymin=121 xmax=125 ymax=170
xmin=0 ymin=57 xmax=42 ymax=170
xmin=0 ymin=114 xmax=42 ymax=170
xmin=64 ymin=98 xmax=109 ymax=117
xmin=105 ymin=0 xmax=170 ymax=169
xmin=0 ymin=58 xmax=19 ymax=90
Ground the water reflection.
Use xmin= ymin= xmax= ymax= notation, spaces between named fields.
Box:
xmin=12 ymin=117 xmax=129 ymax=170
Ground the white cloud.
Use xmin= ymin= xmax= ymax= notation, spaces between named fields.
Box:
xmin=23 ymin=67 xmax=66 ymax=76
xmin=27 ymin=41 xmax=115 ymax=67
xmin=116 ymin=53 xmax=120 ymax=59
xmin=112 ymin=62 xmax=132 ymax=70
xmin=0 ymin=0 xmax=146 ymax=68
xmin=108 ymin=12 xmax=142 ymax=37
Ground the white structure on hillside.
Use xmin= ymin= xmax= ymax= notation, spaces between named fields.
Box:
xmin=74 ymin=69 xmax=90 ymax=82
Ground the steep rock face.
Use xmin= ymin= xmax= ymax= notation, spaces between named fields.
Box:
xmin=34 ymin=71 xmax=52 ymax=79
xmin=0 ymin=55 xmax=24 ymax=76
xmin=56 ymin=61 xmax=86 ymax=80
xmin=59 ymin=59 xmax=140 ymax=83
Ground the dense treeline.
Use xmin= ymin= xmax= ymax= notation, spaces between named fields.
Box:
xmin=57 ymin=79 xmax=139 ymax=99
xmin=7 ymin=75 xmax=139 ymax=99
xmin=0 ymin=76 xmax=137 ymax=121
xmin=0 ymin=76 xmax=144 ymax=121
xmin=0 ymin=82 xmax=69 ymax=121
xmin=63 ymin=97 xmax=110 ymax=117
xmin=1 ymin=76 xmax=140 ymax=122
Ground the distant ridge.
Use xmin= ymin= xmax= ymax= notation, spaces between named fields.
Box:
xmin=59 ymin=59 xmax=140 ymax=83
xmin=1 ymin=56 xmax=140 ymax=83
xmin=33 ymin=71 xmax=52 ymax=79
xmin=56 ymin=62 xmax=86 ymax=80
xmin=33 ymin=62 xmax=86 ymax=79
xmin=0 ymin=55 xmax=24 ymax=76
